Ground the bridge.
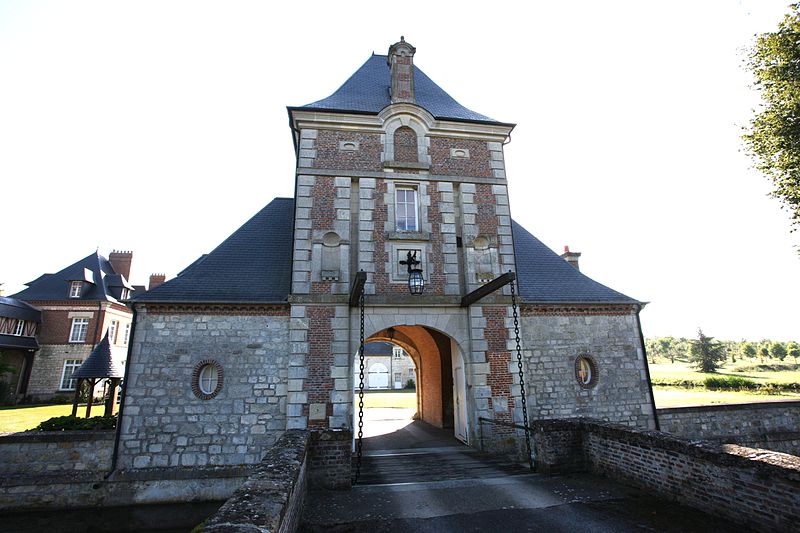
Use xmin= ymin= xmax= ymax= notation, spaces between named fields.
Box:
xmin=200 ymin=407 xmax=798 ymax=532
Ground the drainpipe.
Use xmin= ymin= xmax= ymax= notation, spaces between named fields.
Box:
xmin=635 ymin=306 xmax=660 ymax=431
xmin=106 ymin=304 xmax=137 ymax=478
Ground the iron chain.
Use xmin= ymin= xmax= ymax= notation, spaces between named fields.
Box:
xmin=510 ymin=273 xmax=534 ymax=470
xmin=353 ymin=282 xmax=365 ymax=485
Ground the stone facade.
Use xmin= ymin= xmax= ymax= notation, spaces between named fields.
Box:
xmin=119 ymin=306 xmax=290 ymax=468
xmin=520 ymin=308 xmax=655 ymax=429
xmin=116 ymin=41 xmax=656 ymax=473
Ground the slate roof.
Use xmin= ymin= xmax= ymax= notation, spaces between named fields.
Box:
xmin=11 ymin=252 xmax=132 ymax=303
xmin=0 ymin=296 xmax=42 ymax=322
xmin=133 ymin=196 xmax=636 ymax=305
xmin=133 ymin=198 xmax=294 ymax=304
xmin=364 ymin=341 xmax=393 ymax=356
xmin=512 ymin=221 xmax=638 ymax=304
xmin=72 ymin=333 xmax=124 ymax=379
xmin=295 ymin=54 xmax=507 ymax=125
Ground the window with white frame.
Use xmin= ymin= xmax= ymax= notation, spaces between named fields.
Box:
xmin=395 ymin=187 xmax=418 ymax=231
xmin=120 ymin=288 xmax=130 ymax=300
xmin=108 ymin=320 xmax=118 ymax=344
xmin=69 ymin=281 xmax=82 ymax=298
xmin=122 ymin=323 xmax=131 ymax=345
xmin=59 ymin=359 xmax=83 ymax=390
xmin=69 ymin=318 xmax=89 ymax=343
xmin=13 ymin=320 xmax=25 ymax=336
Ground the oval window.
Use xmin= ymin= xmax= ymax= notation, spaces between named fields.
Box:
xmin=575 ymin=355 xmax=598 ymax=389
xmin=192 ymin=360 xmax=224 ymax=399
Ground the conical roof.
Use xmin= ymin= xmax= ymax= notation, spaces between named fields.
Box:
xmin=72 ymin=332 xmax=125 ymax=379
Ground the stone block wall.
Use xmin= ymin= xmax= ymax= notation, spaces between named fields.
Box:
xmin=0 ymin=430 xmax=114 ymax=475
xmin=118 ymin=306 xmax=290 ymax=469
xmin=27 ymin=343 xmax=94 ymax=398
xmin=533 ymin=419 xmax=800 ymax=532
xmin=202 ymin=429 xmax=310 ymax=533
xmin=520 ymin=309 xmax=655 ymax=429
xmin=658 ymin=401 xmax=800 ymax=456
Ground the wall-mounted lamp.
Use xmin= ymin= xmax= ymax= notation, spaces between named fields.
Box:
xmin=399 ymin=250 xmax=425 ymax=295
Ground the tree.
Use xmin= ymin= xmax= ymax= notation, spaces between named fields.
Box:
xmin=741 ymin=341 xmax=757 ymax=361
xmin=759 ymin=344 xmax=770 ymax=362
xmin=771 ymin=341 xmax=788 ymax=361
xmin=743 ymin=4 xmax=800 ymax=234
xmin=788 ymin=341 xmax=800 ymax=363
xmin=688 ymin=329 xmax=727 ymax=373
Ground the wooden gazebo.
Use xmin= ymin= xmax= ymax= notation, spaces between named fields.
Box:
xmin=71 ymin=332 xmax=124 ymax=417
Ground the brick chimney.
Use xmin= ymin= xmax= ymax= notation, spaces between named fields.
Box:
xmin=387 ymin=36 xmax=416 ymax=104
xmin=561 ymin=246 xmax=581 ymax=271
xmin=109 ymin=250 xmax=133 ymax=280
xmin=149 ymin=273 xmax=166 ymax=290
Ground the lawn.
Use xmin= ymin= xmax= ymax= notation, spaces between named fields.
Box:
xmin=0 ymin=404 xmax=91 ymax=433
xmin=648 ymin=362 xmax=800 ymax=385
xmin=358 ymin=391 xmax=417 ymax=409
xmin=652 ymin=387 xmax=800 ymax=408
xmin=649 ymin=361 xmax=800 ymax=407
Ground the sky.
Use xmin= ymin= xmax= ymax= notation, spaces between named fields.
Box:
xmin=1 ymin=1 xmax=798 ymax=342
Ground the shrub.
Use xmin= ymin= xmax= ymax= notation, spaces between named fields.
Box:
xmin=404 ymin=379 xmax=416 ymax=390
xmin=650 ymin=378 xmax=703 ymax=388
xmin=31 ymin=415 xmax=117 ymax=432
xmin=704 ymin=376 xmax=758 ymax=390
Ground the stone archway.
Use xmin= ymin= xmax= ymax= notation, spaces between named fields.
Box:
xmin=362 ymin=324 xmax=465 ymax=435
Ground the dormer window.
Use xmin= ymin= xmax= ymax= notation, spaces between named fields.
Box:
xmin=69 ymin=281 xmax=82 ymax=298
xmin=396 ymin=187 xmax=418 ymax=232
xmin=120 ymin=288 xmax=130 ymax=300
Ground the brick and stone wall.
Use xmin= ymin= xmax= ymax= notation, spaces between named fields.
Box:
xmin=520 ymin=309 xmax=655 ymax=429
xmin=533 ymin=419 xmax=800 ymax=532
xmin=658 ymin=401 xmax=800 ymax=455
xmin=118 ymin=306 xmax=290 ymax=469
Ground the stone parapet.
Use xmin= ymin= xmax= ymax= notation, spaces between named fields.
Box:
xmin=532 ymin=418 xmax=800 ymax=532
xmin=658 ymin=401 xmax=800 ymax=455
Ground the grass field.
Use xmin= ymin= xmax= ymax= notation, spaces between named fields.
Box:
xmin=648 ymin=362 xmax=800 ymax=385
xmin=0 ymin=404 xmax=94 ymax=433
xmin=359 ymin=391 xmax=417 ymax=409
xmin=652 ymin=387 xmax=800 ymax=407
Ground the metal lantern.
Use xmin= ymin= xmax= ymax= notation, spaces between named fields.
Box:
xmin=399 ymin=250 xmax=424 ymax=295
xmin=408 ymin=268 xmax=424 ymax=295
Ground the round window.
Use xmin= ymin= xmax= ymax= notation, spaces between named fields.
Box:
xmin=574 ymin=355 xmax=598 ymax=389
xmin=192 ymin=360 xmax=224 ymax=399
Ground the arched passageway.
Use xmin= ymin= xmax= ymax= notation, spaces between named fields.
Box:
xmin=356 ymin=324 xmax=468 ymax=444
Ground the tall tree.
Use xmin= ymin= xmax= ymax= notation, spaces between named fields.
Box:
xmin=688 ymin=329 xmax=727 ymax=373
xmin=743 ymin=4 xmax=800 ymax=234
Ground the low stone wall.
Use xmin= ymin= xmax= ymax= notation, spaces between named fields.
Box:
xmin=533 ymin=419 xmax=800 ymax=532
xmin=202 ymin=430 xmax=310 ymax=533
xmin=0 ymin=430 xmax=114 ymax=475
xmin=657 ymin=401 xmax=800 ymax=455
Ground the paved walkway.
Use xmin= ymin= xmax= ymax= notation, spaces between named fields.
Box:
xmin=301 ymin=409 xmax=749 ymax=532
